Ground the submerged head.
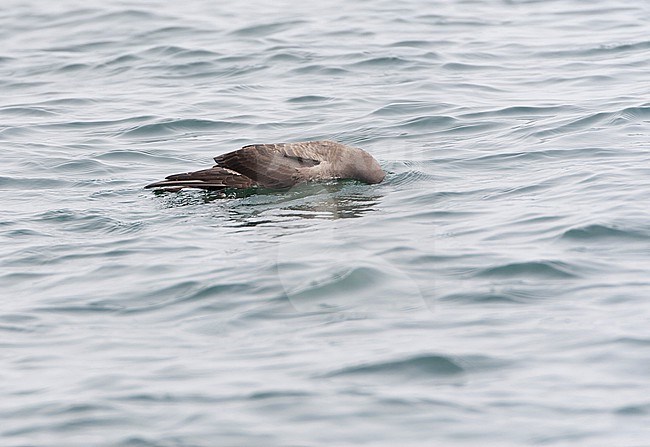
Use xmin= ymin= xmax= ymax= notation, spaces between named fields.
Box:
xmin=348 ymin=147 xmax=385 ymax=184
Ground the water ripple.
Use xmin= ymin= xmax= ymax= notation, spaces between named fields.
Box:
xmin=475 ymin=260 xmax=579 ymax=279
xmin=2 ymin=0 xmax=650 ymax=445
xmin=325 ymin=354 xmax=465 ymax=379
xmin=120 ymin=119 xmax=248 ymax=138
xmin=561 ymin=224 xmax=650 ymax=241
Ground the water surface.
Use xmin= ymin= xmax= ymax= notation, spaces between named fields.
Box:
xmin=1 ymin=0 xmax=650 ymax=445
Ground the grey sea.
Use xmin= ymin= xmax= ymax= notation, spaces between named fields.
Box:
xmin=2 ymin=0 xmax=649 ymax=446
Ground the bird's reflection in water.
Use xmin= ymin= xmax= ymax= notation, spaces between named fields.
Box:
xmin=154 ymin=181 xmax=382 ymax=226
xmin=281 ymin=193 xmax=379 ymax=220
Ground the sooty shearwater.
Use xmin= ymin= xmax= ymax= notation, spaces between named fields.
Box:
xmin=145 ymin=140 xmax=385 ymax=191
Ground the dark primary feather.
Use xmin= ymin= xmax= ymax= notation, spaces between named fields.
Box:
xmin=144 ymin=166 xmax=254 ymax=190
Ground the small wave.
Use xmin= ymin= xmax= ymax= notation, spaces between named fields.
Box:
xmin=95 ymin=149 xmax=172 ymax=162
xmin=120 ymin=119 xmax=247 ymax=138
xmin=369 ymin=101 xmax=447 ymax=117
xmin=0 ymin=176 xmax=70 ymax=189
xmin=35 ymin=209 xmax=144 ymax=235
xmin=90 ymin=8 xmax=162 ymax=23
xmin=279 ymin=256 xmax=426 ymax=314
xmin=3 ymin=228 xmax=50 ymax=238
xmin=561 ymin=224 xmax=649 ymax=241
xmin=117 ymin=281 xmax=231 ymax=315
xmin=265 ymin=52 xmax=309 ymax=63
xmin=229 ymin=20 xmax=307 ymax=37
xmin=34 ymin=115 xmax=154 ymax=131
xmin=348 ymin=56 xmax=412 ymax=68
xmin=530 ymin=105 xmax=650 ymax=141
xmin=33 ymin=97 xmax=97 ymax=107
xmin=97 ymin=54 xmax=141 ymax=69
xmin=615 ymin=404 xmax=650 ymax=416
xmin=439 ymin=291 xmax=529 ymax=304
xmin=51 ymin=159 xmax=111 ymax=174
xmin=619 ymin=105 xmax=650 ymax=120
xmin=476 ymin=260 xmax=578 ymax=279
xmin=163 ymin=61 xmax=216 ymax=76
xmin=460 ymin=105 xmax=568 ymax=119
xmin=287 ymin=266 xmax=385 ymax=302
xmin=392 ymin=115 xmax=458 ymax=130
xmin=248 ymin=390 xmax=313 ymax=401
xmin=389 ymin=40 xmax=435 ymax=48
xmin=1 ymin=80 xmax=49 ymax=91
xmin=461 ymin=147 xmax=624 ymax=165
xmin=0 ymin=106 xmax=58 ymax=117
xmin=137 ymin=26 xmax=210 ymax=40
xmin=0 ymin=313 xmax=41 ymax=334
xmin=46 ymin=40 xmax=118 ymax=53
xmin=288 ymin=65 xmax=349 ymax=76
xmin=325 ymin=354 xmax=464 ymax=379
xmin=180 ymin=283 xmax=250 ymax=303
xmin=540 ymin=40 xmax=650 ymax=59
xmin=56 ymin=63 xmax=91 ymax=73
xmin=442 ymin=62 xmax=501 ymax=71
xmin=287 ymin=95 xmax=335 ymax=104
xmin=532 ymin=111 xmax=613 ymax=139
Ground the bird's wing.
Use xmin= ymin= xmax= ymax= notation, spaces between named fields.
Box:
xmin=144 ymin=166 xmax=254 ymax=190
xmin=213 ymin=142 xmax=335 ymax=189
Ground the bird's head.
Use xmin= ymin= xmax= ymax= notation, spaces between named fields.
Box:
xmin=348 ymin=148 xmax=385 ymax=184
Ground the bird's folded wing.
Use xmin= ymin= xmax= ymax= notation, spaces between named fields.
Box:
xmin=214 ymin=143 xmax=325 ymax=189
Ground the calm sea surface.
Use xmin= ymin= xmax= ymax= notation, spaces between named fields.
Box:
xmin=1 ymin=0 xmax=649 ymax=445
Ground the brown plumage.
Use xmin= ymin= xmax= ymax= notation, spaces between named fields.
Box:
xmin=145 ymin=140 xmax=385 ymax=191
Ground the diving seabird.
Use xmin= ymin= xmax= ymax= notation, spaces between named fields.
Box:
xmin=145 ymin=140 xmax=385 ymax=191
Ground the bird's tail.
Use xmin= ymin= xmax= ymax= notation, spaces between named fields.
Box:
xmin=145 ymin=167 xmax=254 ymax=191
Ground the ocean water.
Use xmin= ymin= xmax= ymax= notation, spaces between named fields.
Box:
xmin=1 ymin=0 xmax=649 ymax=445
